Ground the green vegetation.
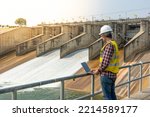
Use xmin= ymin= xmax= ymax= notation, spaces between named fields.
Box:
xmin=15 ymin=18 xmax=26 ymax=26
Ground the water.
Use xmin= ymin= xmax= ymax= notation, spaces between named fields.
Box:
xmin=0 ymin=87 xmax=87 ymax=100
xmin=0 ymin=49 xmax=90 ymax=100
xmin=0 ymin=49 xmax=89 ymax=88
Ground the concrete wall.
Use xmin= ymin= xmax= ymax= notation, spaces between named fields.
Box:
xmin=31 ymin=27 xmax=43 ymax=36
xmin=110 ymin=22 xmax=140 ymax=48
xmin=59 ymin=21 xmax=142 ymax=59
xmin=16 ymin=26 xmax=62 ymax=55
xmin=36 ymin=33 xmax=64 ymax=56
xmin=36 ymin=25 xmax=85 ymax=56
xmin=16 ymin=34 xmax=44 ymax=55
xmin=127 ymin=24 xmax=140 ymax=37
xmin=0 ymin=27 xmax=42 ymax=56
xmin=42 ymin=26 xmax=61 ymax=37
xmin=68 ymin=24 xmax=84 ymax=39
xmin=111 ymin=23 xmax=126 ymax=46
xmin=88 ymin=39 xmax=103 ymax=60
xmin=91 ymin=24 xmax=101 ymax=39
xmin=88 ymin=22 xmax=137 ymax=60
xmin=1 ymin=20 xmax=142 ymax=57
xmin=90 ymin=22 xmax=126 ymax=47
xmin=126 ymin=29 xmax=139 ymax=39
xmin=60 ymin=24 xmax=97 ymax=58
xmin=124 ymin=20 xmax=150 ymax=61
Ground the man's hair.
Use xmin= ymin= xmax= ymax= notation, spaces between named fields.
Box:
xmin=103 ymin=32 xmax=112 ymax=38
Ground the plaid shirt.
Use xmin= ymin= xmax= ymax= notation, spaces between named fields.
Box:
xmin=99 ymin=43 xmax=117 ymax=79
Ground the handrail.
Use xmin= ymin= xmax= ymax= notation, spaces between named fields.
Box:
xmin=0 ymin=61 xmax=150 ymax=100
xmin=0 ymin=73 xmax=91 ymax=94
xmin=77 ymin=61 xmax=150 ymax=100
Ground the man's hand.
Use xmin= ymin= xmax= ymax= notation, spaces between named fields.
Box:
xmin=91 ymin=69 xmax=100 ymax=75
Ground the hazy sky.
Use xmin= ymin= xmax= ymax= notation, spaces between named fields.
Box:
xmin=0 ymin=0 xmax=150 ymax=26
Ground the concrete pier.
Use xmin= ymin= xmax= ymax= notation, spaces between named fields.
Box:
xmin=124 ymin=20 xmax=150 ymax=61
xmin=36 ymin=24 xmax=84 ymax=56
xmin=60 ymin=24 xmax=97 ymax=58
xmin=16 ymin=26 xmax=62 ymax=55
xmin=0 ymin=27 xmax=42 ymax=56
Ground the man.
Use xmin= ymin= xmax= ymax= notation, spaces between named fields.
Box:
xmin=92 ymin=25 xmax=119 ymax=100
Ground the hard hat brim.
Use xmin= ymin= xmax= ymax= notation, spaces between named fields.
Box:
xmin=99 ymin=31 xmax=112 ymax=36
xmin=99 ymin=32 xmax=103 ymax=35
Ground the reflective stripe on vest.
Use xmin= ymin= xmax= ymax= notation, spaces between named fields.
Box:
xmin=99 ymin=40 xmax=119 ymax=73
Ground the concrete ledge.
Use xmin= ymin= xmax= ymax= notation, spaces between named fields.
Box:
xmin=88 ymin=39 xmax=103 ymax=60
xmin=15 ymin=26 xmax=62 ymax=56
xmin=0 ymin=27 xmax=41 ymax=56
xmin=36 ymin=33 xmax=64 ymax=56
xmin=124 ymin=20 xmax=150 ymax=61
xmin=16 ymin=34 xmax=44 ymax=56
xmin=60 ymin=32 xmax=97 ymax=58
xmin=60 ymin=33 xmax=86 ymax=58
xmin=36 ymin=24 xmax=85 ymax=57
xmin=124 ymin=31 xmax=145 ymax=61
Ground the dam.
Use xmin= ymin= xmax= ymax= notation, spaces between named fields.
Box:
xmin=0 ymin=18 xmax=150 ymax=100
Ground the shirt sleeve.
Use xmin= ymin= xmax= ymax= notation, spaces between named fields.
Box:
xmin=100 ymin=43 xmax=114 ymax=72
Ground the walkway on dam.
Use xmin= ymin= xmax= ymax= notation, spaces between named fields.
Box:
xmin=0 ymin=49 xmax=89 ymax=88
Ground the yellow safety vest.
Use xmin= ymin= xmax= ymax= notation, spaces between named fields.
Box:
xmin=99 ymin=40 xmax=119 ymax=74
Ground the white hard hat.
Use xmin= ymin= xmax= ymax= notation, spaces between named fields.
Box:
xmin=99 ymin=25 xmax=113 ymax=35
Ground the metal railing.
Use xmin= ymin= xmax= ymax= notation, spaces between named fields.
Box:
xmin=0 ymin=61 xmax=150 ymax=100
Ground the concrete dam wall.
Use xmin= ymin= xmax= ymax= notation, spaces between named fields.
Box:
xmin=1 ymin=18 xmax=150 ymax=100
xmin=0 ymin=18 xmax=145 ymax=62
xmin=0 ymin=27 xmax=42 ymax=56
xmin=36 ymin=24 xmax=84 ymax=56
xmin=60 ymin=24 xmax=97 ymax=58
xmin=16 ymin=26 xmax=62 ymax=55
xmin=124 ymin=20 xmax=150 ymax=61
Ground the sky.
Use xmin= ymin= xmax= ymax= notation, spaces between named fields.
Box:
xmin=0 ymin=0 xmax=150 ymax=26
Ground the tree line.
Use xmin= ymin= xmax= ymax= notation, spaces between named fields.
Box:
xmin=0 ymin=18 xmax=27 ymax=28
